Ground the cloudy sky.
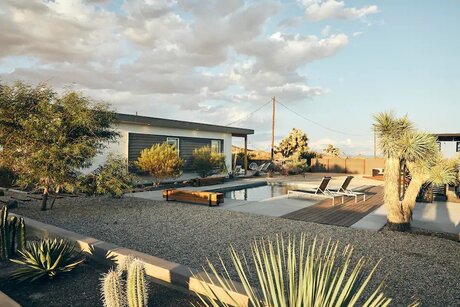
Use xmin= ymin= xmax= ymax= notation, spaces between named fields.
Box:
xmin=1 ymin=0 xmax=459 ymax=156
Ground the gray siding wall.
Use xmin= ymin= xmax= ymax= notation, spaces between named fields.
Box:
xmin=128 ymin=133 xmax=223 ymax=170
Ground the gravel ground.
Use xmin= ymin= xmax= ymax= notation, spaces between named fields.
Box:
xmin=10 ymin=195 xmax=460 ymax=307
xmin=0 ymin=259 xmax=197 ymax=306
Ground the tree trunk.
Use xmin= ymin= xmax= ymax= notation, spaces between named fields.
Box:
xmin=385 ymin=157 xmax=409 ymax=231
xmin=40 ymin=187 xmax=49 ymax=211
xmin=402 ymin=163 xmax=428 ymax=222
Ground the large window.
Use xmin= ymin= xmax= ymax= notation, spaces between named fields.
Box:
xmin=211 ymin=140 xmax=221 ymax=153
xmin=167 ymin=137 xmax=179 ymax=154
xmin=457 ymin=142 xmax=460 ymax=152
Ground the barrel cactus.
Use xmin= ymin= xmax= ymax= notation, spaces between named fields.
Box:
xmin=101 ymin=257 xmax=149 ymax=307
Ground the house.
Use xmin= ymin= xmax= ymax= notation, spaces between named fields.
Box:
xmin=434 ymin=133 xmax=460 ymax=158
xmin=433 ymin=133 xmax=460 ymax=202
xmin=88 ymin=113 xmax=254 ymax=175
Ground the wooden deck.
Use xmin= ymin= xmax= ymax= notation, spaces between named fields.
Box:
xmin=282 ymin=186 xmax=384 ymax=227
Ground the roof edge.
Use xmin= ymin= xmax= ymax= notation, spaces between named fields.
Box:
xmin=115 ymin=113 xmax=254 ymax=136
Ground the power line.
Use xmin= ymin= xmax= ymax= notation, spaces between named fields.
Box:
xmin=276 ymin=100 xmax=370 ymax=137
xmin=225 ymin=99 xmax=272 ymax=126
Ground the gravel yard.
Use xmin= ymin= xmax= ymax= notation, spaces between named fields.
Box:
xmin=10 ymin=194 xmax=460 ymax=306
xmin=0 ymin=259 xmax=197 ymax=306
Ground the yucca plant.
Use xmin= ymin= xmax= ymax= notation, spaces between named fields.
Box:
xmin=193 ymin=235 xmax=395 ymax=307
xmin=10 ymin=238 xmax=85 ymax=282
xmin=374 ymin=112 xmax=457 ymax=231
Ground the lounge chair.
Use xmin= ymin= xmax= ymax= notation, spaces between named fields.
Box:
xmin=260 ymin=162 xmax=272 ymax=172
xmin=233 ymin=165 xmax=245 ymax=176
xmin=330 ymin=176 xmax=366 ymax=203
xmin=287 ymin=176 xmax=344 ymax=205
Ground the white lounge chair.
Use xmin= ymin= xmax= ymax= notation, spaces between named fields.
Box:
xmin=330 ymin=176 xmax=366 ymax=203
xmin=287 ymin=176 xmax=344 ymax=205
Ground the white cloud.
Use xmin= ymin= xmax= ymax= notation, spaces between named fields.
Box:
xmin=0 ymin=0 xmax=355 ymax=142
xmin=300 ymin=0 xmax=378 ymax=21
xmin=352 ymin=31 xmax=363 ymax=37
xmin=321 ymin=25 xmax=332 ymax=36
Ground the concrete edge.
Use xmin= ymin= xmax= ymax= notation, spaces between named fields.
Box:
xmin=13 ymin=214 xmax=250 ymax=307
xmin=0 ymin=290 xmax=21 ymax=307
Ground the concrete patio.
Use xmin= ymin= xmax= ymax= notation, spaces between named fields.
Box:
xmin=352 ymin=200 xmax=460 ymax=235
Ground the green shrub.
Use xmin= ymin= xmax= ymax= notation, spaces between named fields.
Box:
xmin=0 ymin=206 xmax=25 ymax=261
xmin=0 ymin=166 xmax=17 ymax=188
xmin=101 ymin=257 xmax=149 ymax=307
xmin=136 ymin=142 xmax=184 ymax=186
xmin=192 ymin=146 xmax=226 ymax=178
xmin=78 ymin=154 xmax=135 ymax=198
xmin=194 ymin=234 xmax=395 ymax=307
xmin=11 ymin=238 xmax=85 ymax=282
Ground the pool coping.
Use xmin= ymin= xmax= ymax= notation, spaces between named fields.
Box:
xmin=204 ymin=180 xmax=267 ymax=193
xmin=13 ymin=214 xmax=251 ymax=307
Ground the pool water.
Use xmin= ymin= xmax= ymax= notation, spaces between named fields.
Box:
xmin=223 ymin=185 xmax=289 ymax=201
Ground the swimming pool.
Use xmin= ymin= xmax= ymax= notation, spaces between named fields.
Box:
xmin=222 ymin=184 xmax=289 ymax=201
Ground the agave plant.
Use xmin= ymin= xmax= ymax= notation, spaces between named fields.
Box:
xmin=10 ymin=238 xmax=85 ymax=282
xmin=193 ymin=234 xmax=394 ymax=307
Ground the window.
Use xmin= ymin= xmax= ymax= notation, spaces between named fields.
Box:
xmin=211 ymin=140 xmax=221 ymax=153
xmin=167 ymin=137 xmax=179 ymax=153
xmin=457 ymin=142 xmax=460 ymax=152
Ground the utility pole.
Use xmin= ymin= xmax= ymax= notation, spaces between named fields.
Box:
xmin=271 ymin=96 xmax=276 ymax=161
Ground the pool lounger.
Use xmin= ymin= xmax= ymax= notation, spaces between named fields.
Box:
xmin=328 ymin=176 xmax=367 ymax=203
xmin=287 ymin=176 xmax=344 ymax=206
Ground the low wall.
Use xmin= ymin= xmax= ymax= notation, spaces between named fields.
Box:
xmin=0 ymin=291 xmax=20 ymax=307
xmin=16 ymin=215 xmax=249 ymax=307
xmin=311 ymin=158 xmax=384 ymax=176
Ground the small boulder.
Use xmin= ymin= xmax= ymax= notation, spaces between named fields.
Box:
xmin=7 ymin=200 xmax=18 ymax=209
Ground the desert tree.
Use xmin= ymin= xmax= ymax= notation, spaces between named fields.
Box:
xmin=374 ymin=112 xmax=456 ymax=231
xmin=323 ymin=144 xmax=340 ymax=157
xmin=136 ymin=142 xmax=184 ymax=186
xmin=0 ymin=82 xmax=118 ymax=210
xmin=275 ymin=128 xmax=310 ymax=159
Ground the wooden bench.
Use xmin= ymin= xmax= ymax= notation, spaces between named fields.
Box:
xmin=162 ymin=189 xmax=224 ymax=207
xmin=192 ymin=176 xmax=226 ymax=187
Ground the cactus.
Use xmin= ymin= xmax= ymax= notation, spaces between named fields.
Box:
xmin=0 ymin=206 xmax=26 ymax=261
xmin=17 ymin=217 xmax=25 ymax=251
xmin=127 ymin=260 xmax=148 ymax=307
xmin=117 ymin=255 xmax=134 ymax=274
xmin=1 ymin=206 xmax=7 ymax=260
xmin=101 ymin=257 xmax=149 ymax=307
xmin=102 ymin=269 xmax=126 ymax=307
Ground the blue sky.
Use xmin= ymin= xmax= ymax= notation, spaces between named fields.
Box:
xmin=0 ymin=0 xmax=459 ymax=156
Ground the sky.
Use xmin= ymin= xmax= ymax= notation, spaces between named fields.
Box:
xmin=0 ymin=0 xmax=459 ymax=156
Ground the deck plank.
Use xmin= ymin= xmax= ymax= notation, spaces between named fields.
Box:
xmin=282 ymin=186 xmax=384 ymax=227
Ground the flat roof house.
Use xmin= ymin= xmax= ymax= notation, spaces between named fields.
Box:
xmin=88 ymin=113 xmax=254 ymax=175
xmin=434 ymin=133 xmax=460 ymax=158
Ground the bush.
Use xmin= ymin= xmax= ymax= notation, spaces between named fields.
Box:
xmin=78 ymin=154 xmax=135 ymax=198
xmin=0 ymin=166 xmax=17 ymax=188
xmin=191 ymin=146 xmax=226 ymax=178
xmin=193 ymin=235 xmax=394 ymax=307
xmin=11 ymin=238 xmax=85 ymax=282
xmin=275 ymin=158 xmax=309 ymax=175
xmin=136 ymin=142 xmax=184 ymax=186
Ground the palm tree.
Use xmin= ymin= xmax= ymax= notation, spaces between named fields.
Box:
xmin=373 ymin=112 xmax=457 ymax=231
